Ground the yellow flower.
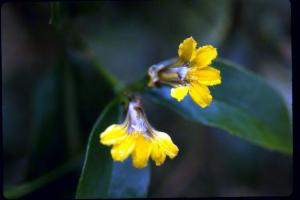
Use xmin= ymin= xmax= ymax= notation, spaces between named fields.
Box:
xmin=99 ymin=98 xmax=179 ymax=169
xmin=149 ymin=36 xmax=221 ymax=108
xmin=170 ymin=37 xmax=221 ymax=108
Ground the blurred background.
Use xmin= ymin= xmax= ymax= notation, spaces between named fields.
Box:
xmin=2 ymin=0 xmax=292 ymax=198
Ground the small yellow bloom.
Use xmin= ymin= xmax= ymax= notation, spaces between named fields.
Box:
xmin=100 ymin=98 xmax=179 ymax=169
xmin=172 ymin=37 xmax=221 ymax=108
xmin=149 ymin=36 xmax=221 ymax=108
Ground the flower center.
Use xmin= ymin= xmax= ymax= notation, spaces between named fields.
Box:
xmin=125 ymin=100 xmax=153 ymax=138
xmin=156 ymin=65 xmax=189 ymax=87
xmin=167 ymin=66 xmax=188 ymax=81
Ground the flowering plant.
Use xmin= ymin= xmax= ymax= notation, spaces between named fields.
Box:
xmin=4 ymin=2 xmax=292 ymax=199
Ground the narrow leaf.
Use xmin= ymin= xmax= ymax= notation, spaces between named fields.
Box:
xmin=76 ymin=100 xmax=119 ymax=198
xmin=108 ymin=158 xmax=150 ymax=198
xmin=147 ymin=58 xmax=292 ymax=155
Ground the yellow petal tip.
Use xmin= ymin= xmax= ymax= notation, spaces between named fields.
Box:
xmin=191 ymin=45 xmax=218 ymax=68
xmin=178 ymin=37 xmax=197 ymax=62
xmin=170 ymin=86 xmax=189 ymax=101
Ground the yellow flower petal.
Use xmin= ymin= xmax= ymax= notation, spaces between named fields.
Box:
xmin=132 ymin=133 xmax=152 ymax=168
xmin=150 ymin=140 xmax=166 ymax=166
xmin=187 ymin=66 xmax=221 ymax=86
xmin=178 ymin=37 xmax=197 ymax=63
xmin=154 ymin=131 xmax=179 ymax=159
xmin=170 ymin=86 xmax=189 ymax=101
xmin=190 ymin=45 xmax=217 ymax=68
xmin=100 ymin=124 xmax=127 ymax=145
xmin=111 ymin=133 xmax=136 ymax=162
xmin=189 ymin=81 xmax=212 ymax=108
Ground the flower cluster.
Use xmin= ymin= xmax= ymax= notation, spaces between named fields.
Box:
xmin=100 ymin=37 xmax=221 ymax=169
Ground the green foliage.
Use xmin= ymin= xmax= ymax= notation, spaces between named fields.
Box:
xmin=4 ymin=2 xmax=292 ymax=198
xmin=75 ymin=57 xmax=292 ymax=198
xmin=6 ymin=52 xmax=116 ymax=198
xmin=146 ymin=58 xmax=292 ymax=155
xmin=75 ymin=101 xmax=117 ymax=198
xmin=108 ymin=158 xmax=150 ymax=198
xmin=76 ymin=100 xmax=150 ymax=198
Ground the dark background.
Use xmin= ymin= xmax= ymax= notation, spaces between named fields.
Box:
xmin=2 ymin=0 xmax=292 ymax=198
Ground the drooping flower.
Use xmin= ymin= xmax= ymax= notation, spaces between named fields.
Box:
xmin=99 ymin=98 xmax=179 ymax=169
xmin=148 ymin=36 xmax=221 ymax=108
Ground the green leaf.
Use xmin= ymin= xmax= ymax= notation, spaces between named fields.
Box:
xmin=108 ymin=158 xmax=150 ymax=198
xmin=76 ymin=100 xmax=150 ymax=198
xmin=146 ymin=58 xmax=292 ymax=155
xmin=75 ymin=101 xmax=118 ymax=198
